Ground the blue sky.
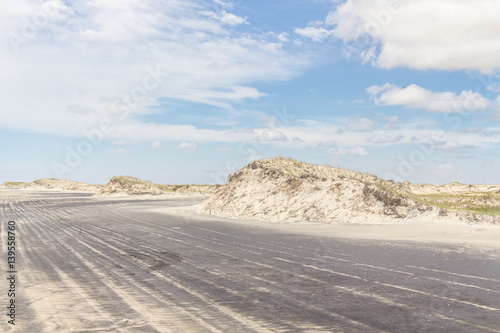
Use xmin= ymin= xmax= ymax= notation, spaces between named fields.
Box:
xmin=1 ymin=0 xmax=500 ymax=185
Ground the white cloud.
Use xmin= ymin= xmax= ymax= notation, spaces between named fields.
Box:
xmin=495 ymin=95 xmax=500 ymax=111
xmin=254 ymin=129 xmax=289 ymax=142
xmin=346 ymin=117 xmax=375 ymax=132
xmin=368 ymin=131 xmax=402 ymax=144
xmin=327 ymin=147 xmax=368 ymax=156
xmin=219 ymin=11 xmax=246 ymax=26
xmin=368 ymin=84 xmax=490 ymax=113
xmin=176 ymin=142 xmax=198 ymax=152
xmin=278 ymin=33 xmax=289 ymax=42
xmin=433 ymin=140 xmax=461 ymax=150
xmin=216 ymin=147 xmax=232 ymax=152
xmin=434 ymin=163 xmax=454 ymax=178
xmin=0 ymin=0 xmax=310 ymax=138
xmin=212 ymin=0 xmax=233 ymax=9
xmin=151 ymin=141 xmax=162 ymax=149
xmin=317 ymin=141 xmax=337 ymax=147
xmin=325 ymin=0 xmax=500 ymax=72
xmin=487 ymin=85 xmax=500 ymax=93
xmin=294 ymin=27 xmax=334 ymax=42
xmin=384 ymin=115 xmax=400 ymax=130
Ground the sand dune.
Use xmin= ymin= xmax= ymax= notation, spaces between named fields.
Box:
xmin=2 ymin=176 xmax=219 ymax=197
xmin=1 ymin=179 xmax=100 ymax=192
xmin=93 ymin=176 xmax=219 ymax=197
xmin=200 ymin=158 xmax=500 ymax=224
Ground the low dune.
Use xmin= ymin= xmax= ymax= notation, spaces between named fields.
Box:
xmin=93 ymin=176 xmax=219 ymax=197
xmin=1 ymin=182 xmax=30 ymax=189
xmin=200 ymin=158 xmax=500 ymax=224
xmin=2 ymin=176 xmax=219 ymax=197
xmin=1 ymin=179 xmax=100 ymax=192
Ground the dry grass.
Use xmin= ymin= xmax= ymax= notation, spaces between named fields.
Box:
xmin=259 ymin=157 xmax=379 ymax=183
xmin=108 ymin=176 xmax=218 ymax=195
xmin=258 ymin=157 xmax=500 ymax=217
xmin=1 ymin=182 xmax=30 ymax=188
xmin=110 ymin=176 xmax=155 ymax=186
xmin=408 ymin=192 xmax=500 ymax=216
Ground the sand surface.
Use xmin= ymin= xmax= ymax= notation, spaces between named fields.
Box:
xmin=2 ymin=189 xmax=500 ymax=332
xmin=151 ymin=203 xmax=500 ymax=251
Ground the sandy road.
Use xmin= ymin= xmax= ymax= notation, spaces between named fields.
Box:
xmin=1 ymin=189 xmax=500 ymax=332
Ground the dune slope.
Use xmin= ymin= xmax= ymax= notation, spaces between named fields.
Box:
xmin=200 ymin=158 xmax=500 ymax=224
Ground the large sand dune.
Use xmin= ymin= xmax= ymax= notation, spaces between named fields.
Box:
xmin=200 ymin=158 xmax=500 ymax=224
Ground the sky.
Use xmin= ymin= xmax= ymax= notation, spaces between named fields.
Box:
xmin=1 ymin=0 xmax=500 ymax=185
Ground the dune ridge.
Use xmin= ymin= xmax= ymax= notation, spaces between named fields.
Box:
xmin=200 ymin=158 xmax=500 ymax=224
xmin=92 ymin=176 xmax=219 ymax=197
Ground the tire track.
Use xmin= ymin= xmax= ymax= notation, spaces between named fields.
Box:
xmin=28 ymin=200 xmax=272 ymax=332
xmin=3 ymin=191 xmax=500 ymax=332
xmin=93 ymin=200 xmax=500 ymax=332
xmin=36 ymin=198 xmax=386 ymax=330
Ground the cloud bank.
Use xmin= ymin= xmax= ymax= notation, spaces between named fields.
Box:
xmin=0 ymin=0 xmax=308 ymax=137
xmin=301 ymin=0 xmax=500 ymax=72
xmin=367 ymin=84 xmax=491 ymax=113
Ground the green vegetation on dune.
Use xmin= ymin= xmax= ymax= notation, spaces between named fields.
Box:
xmin=110 ymin=176 xmax=157 ymax=186
xmin=258 ymin=157 xmax=500 ymax=217
xmin=408 ymin=192 xmax=500 ymax=216
xmin=2 ymin=182 xmax=30 ymax=187
xmin=105 ymin=176 xmax=219 ymax=195
xmin=258 ymin=157 xmax=378 ymax=182
xmin=466 ymin=206 xmax=500 ymax=216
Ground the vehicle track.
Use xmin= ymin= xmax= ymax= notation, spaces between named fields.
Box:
xmin=1 ymin=190 xmax=500 ymax=332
